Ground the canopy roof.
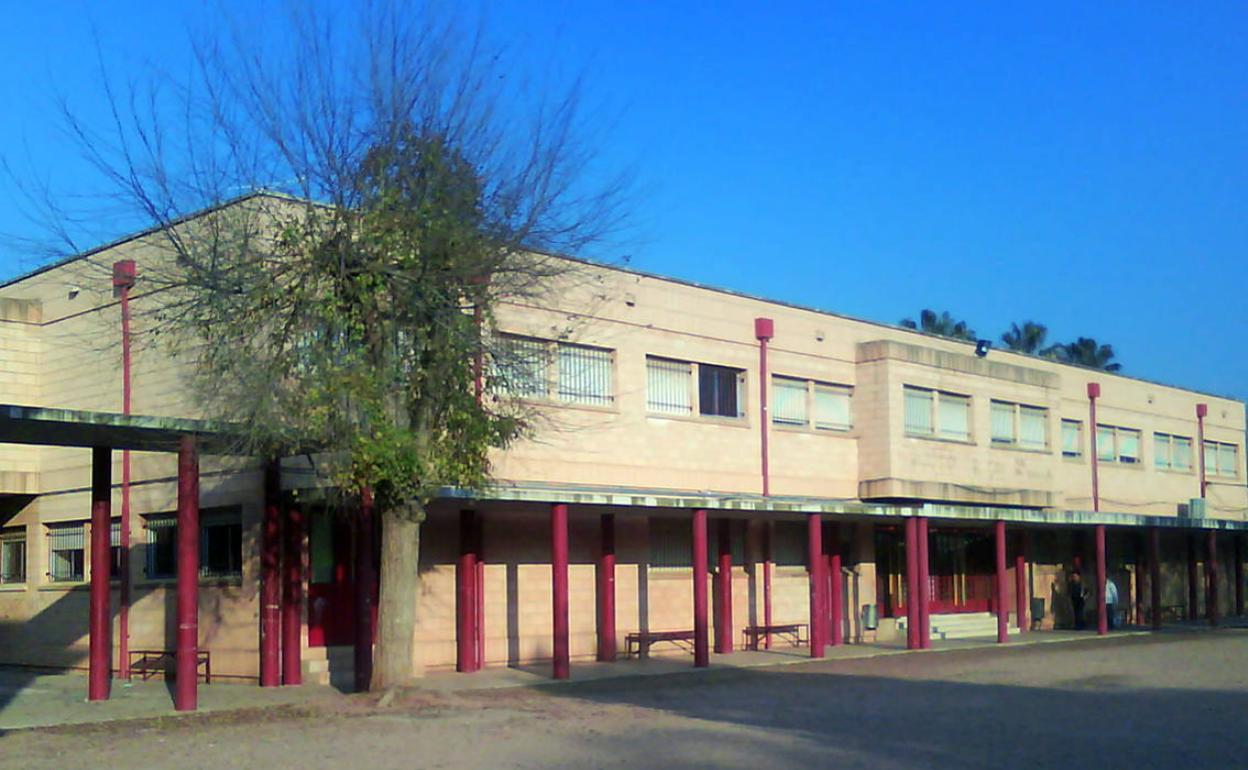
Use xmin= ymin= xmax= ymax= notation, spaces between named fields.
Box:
xmin=0 ymin=404 xmax=239 ymax=453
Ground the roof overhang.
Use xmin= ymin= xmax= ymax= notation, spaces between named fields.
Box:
xmin=0 ymin=404 xmax=240 ymax=454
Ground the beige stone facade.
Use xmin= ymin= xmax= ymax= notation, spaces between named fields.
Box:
xmin=0 ymin=195 xmax=1245 ymax=682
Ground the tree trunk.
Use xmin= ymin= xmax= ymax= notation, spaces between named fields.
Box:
xmin=371 ymin=503 xmax=425 ymax=690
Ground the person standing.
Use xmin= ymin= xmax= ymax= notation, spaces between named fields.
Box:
xmin=1105 ymin=575 xmax=1119 ymax=631
xmin=1069 ymin=570 xmax=1087 ymax=630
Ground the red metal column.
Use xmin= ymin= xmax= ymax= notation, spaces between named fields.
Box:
xmin=175 ymin=436 xmax=200 ymax=712
xmin=475 ymin=517 xmax=485 ymax=669
xmin=755 ymin=318 xmax=774 ymax=496
xmin=113 ymin=259 xmax=136 ymax=680
xmin=457 ymin=510 xmax=478 ymax=673
xmin=1088 ymin=383 xmax=1101 ymax=512
xmin=87 ymin=446 xmax=112 ymax=702
xmin=1015 ymin=531 xmax=1028 ymax=633
xmin=1095 ymin=524 xmax=1107 ymax=636
xmin=904 ymin=518 xmax=919 ymax=650
xmin=807 ymin=514 xmax=825 ymax=657
xmin=1134 ymin=532 xmax=1146 ymax=626
xmin=281 ymin=502 xmax=304 ymax=686
xmin=829 ymin=523 xmax=843 ymax=647
xmin=763 ymin=521 xmax=774 ymax=649
xmin=1207 ymin=530 xmax=1218 ymax=627
xmin=259 ymin=460 xmax=282 ymax=688
xmin=551 ymin=503 xmax=570 ymax=679
xmin=1197 ymin=403 xmax=1208 ymax=499
xmin=995 ymin=520 xmax=1008 ymax=644
xmin=1187 ymin=533 xmax=1199 ymax=621
xmin=597 ymin=514 xmax=616 ymax=662
xmin=917 ymin=517 xmax=930 ymax=649
xmin=1236 ymin=535 xmax=1244 ymax=617
xmin=1149 ymin=527 xmax=1162 ymax=629
xmin=692 ymin=509 xmax=709 ymax=667
xmin=715 ymin=519 xmax=733 ymax=654
xmin=354 ymin=488 xmax=377 ymax=691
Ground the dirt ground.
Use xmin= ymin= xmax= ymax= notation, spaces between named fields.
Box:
xmin=4 ymin=630 xmax=1247 ymax=770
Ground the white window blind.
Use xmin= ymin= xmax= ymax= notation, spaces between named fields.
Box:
xmin=1118 ymin=429 xmax=1140 ymax=463
xmin=557 ymin=344 xmax=613 ymax=406
xmin=1062 ymin=420 xmax=1082 ymax=457
xmin=1154 ymin=433 xmax=1173 ymax=469
xmin=1174 ymin=436 xmax=1193 ymax=470
xmin=938 ymin=393 xmax=970 ymax=441
xmin=1019 ymin=406 xmax=1047 ymax=449
xmin=495 ymin=335 xmax=550 ymax=399
xmin=772 ymin=377 xmax=808 ymax=426
xmin=1218 ymin=443 xmax=1238 ymax=477
xmin=904 ymin=387 xmax=933 ymax=436
xmin=813 ymin=383 xmax=852 ymax=431
xmin=646 ymin=357 xmax=692 ymax=415
xmin=990 ymin=401 xmax=1014 ymax=443
xmin=1096 ymin=425 xmax=1115 ymax=461
xmin=110 ymin=520 xmax=120 ymax=547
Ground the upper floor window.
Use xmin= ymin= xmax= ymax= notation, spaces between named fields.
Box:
xmin=990 ymin=400 xmax=1048 ymax=450
xmin=110 ymin=519 xmax=124 ymax=578
xmin=1096 ymin=424 xmax=1140 ymax=464
xmin=904 ymin=386 xmax=971 ymax=441
xmin=1061 ymin=419 xmax=1083 ymax=458
xmin=0 ymin=527 xmax=26 ymax=584
xmin=145 ymin=508 xmax=243 ymax=580
xmin=646 ymin=357 xmax=745 ymax=419
xmin=494 ymin=334 xmax=614 ymax=406
xmin=1154 ymin=433 xmax=1193 ymax=472
xmin=47 ymin=523 xmax=85 ymax=582
xmin=1204 ymin=440 xmax=1239 ymax=478
xmin=772 ymin=376 xmax=852 ymax=431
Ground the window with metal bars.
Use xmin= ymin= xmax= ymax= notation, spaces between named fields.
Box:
xmin=144 ymin=508 xmax=243 ymax=579
xmin=109 ymin=519 xmax=124 ymax=579
xmin=47 ymin=523 xmax=84 ymax=582
xmin=646 ymin=357 xmax=693 ymax=415
xmin=1 ymin=528 xmax=25 ymax=584
xmin=495 ymin=334 xmax=614 ymax=406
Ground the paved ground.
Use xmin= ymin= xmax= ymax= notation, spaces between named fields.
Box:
xmin=3 ymin=629 xmax=1247 ymax=769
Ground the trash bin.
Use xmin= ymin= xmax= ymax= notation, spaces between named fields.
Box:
xmin=862 ymin=603 xmax=878 ymax=631
xmin=1030 ymin=597 xmax=1046 ymax=630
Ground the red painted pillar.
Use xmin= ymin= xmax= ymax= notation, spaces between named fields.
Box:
xmin=1187 ymin=533 xmax=1199 ymax=621
xmin=995 ymin=520 xmax=1008 ymax=644
xmin=175 ymin=436 xmax=200 ymax=712
xmin=917 ymin=518 xmax=930 ymax=649
xmin=456 ymin=510 xmax=478 ymax=673
xmin=763 ymin=521 xmax=774 ymax=649
xmin=354 ymin=488 xmax=377 ymax=691
xmin=113 ymin=259 xmax=136 ymax=680
xmin=259 ymin=460 xmax=282 ymax=688
xmin=1207 ymin=530 xmax=1218 ymax=627
xmin=692 ymin=509 xmax=709 ymax=667
xmin=829 ymin=524 xmax=843 ymax=647
xmin=475 ymin=518 xmax=485 ymax=670
xmin=755 ymin=318 xmax=774 ymax=496
xmin=715 ymin=519 xmax=733 ymax=654
xmin=807 ymin=514 xmax=825 ymax=658
xmin=597 ymin=514 xmax=616 ymax=662
xmin=87 ymin=446 xmax=112 ymax=702
xmin=1095 ymin=524 xmax=1107 ymax=636
xmin=904 ymin=518 xmax=919 ymax=650
xmin=1236 ymin=535 xmax=1244 ymax=617
xmin=281 ymin=501 xmax=303 ymax=686
xmin=1088 ymin=383 xmax=1101 ymax=512
xmin=1015 ymin=532 xmax=1028 ymax=633
xmin=551 ymin=503 xmax=570 ymax=679
xmin=1150 ymin=527 xmax=1162 ymax=630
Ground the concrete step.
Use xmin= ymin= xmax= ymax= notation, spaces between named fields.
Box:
xmin=898 ymin=612 xmax=1022 ymax=640
xmin=301 ymin=646 xmax=354 ymax=687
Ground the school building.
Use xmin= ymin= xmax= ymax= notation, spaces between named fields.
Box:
xmin=0 ymin=194 xmax=1245 ymax=709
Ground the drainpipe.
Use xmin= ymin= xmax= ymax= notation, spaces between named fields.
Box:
xmin=1087 ymin=383 xmax=1100 ymax=512
xmin=755 ymin=318 xmax=774 ymax=497
xmin=1196 ymin=403 xmax=1208 ymax=499
xmin=112 ymin=259 xmax=136 ymax=678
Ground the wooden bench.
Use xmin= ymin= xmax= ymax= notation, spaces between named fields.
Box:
xmin=625 ymin=629 xmax=697 ymax=658
xmin=743 ymin=623 xmax=808 ymax=651
xmin=128 ymin=649 xmax=212 ymax=683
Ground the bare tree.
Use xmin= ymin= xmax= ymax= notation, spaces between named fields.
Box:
xmin=13 ymin=1 xmax=628 ymax=690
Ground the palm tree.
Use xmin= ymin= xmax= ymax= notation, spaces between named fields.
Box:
xmin=899 ymin=309 xmax=977 ymax=341
xmin=1000 ymin=321 xmax=1056 ymax=356
xmin=1051 ymin=337 xmax=1122 ymax=372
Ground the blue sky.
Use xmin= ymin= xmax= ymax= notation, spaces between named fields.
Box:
xmin=1 ymin=2 xmax=1246 ymax=398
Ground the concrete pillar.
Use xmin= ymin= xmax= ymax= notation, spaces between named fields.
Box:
xmin=1095 ymin=524 xmax=1107 ymax=636
xmin=692 ymin=509 xmax=709 ymax=668
xmin=354 ymin=488 xmax=376 ymax=691
xmin=763 ymin=521 xmax=773 ymax=649
xmin=807 ymin=514 xmax=825 ymax=658
xmin=995 ymin=520 xmax=1008 ymax=644
xmin=281 ymin=501 xmax=303 ymax=686
xmin=715 ymin=519 xmax=733 ymax=654
xmin=829 ymin=523 xmax=844 ymax=647
xmin=597 ymin=514 xmax=617 ymax=662
xmin=1015 ymin=531 xmax=1028 ymax=632
xmin=457 ymin=510 xmax=478 ymax=673
xmin=905 ymin=517 xmax=919 ymax=650
xmin=260 ymin=460 xmax=282 ymax=687
xmin=551 ymin=504 xmax=569 ymax=680
xmin=175 ymin=436 xmax=200 ymax=712
xmin=917 ymin=517 xmax=930 ymax=649
xmin=1188 ymin=533 xmax=1199 ymax=621
xmin=1208 ymin=530 xmax=1218 ymax=627
xmin=88 ymin=446 xmax=112 ymax=702
xmin=1150 ymin=527 xmax=1162 ymax=630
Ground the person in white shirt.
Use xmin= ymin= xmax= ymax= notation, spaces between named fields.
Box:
xmin=1104 ymin=576 xmax=1119 ymax=630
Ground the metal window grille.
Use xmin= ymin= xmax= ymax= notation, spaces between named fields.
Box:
xmin=990 ymin=401 xmax=1015 ymax=443
xmin=201 ymin=510 xmax=243 ymax=579
xmin=1061 ymin=420 xmax=1082 ymax=457
xmin=646 ymin=357 xmax=692 ymax=415
xmin=145 ymin=514 xmax=177 ymax=578
xmin=1019 ymin=406 xmax=1047 ymax=450
xmin=494 ymin=335 xmax=550 ymax=399
xmin=47 ymin=523 xmax=84 ymax=582
xmin=772 ymin=376 xmax=808 ymax=426
xmin=937 ymin=393 xmax=971 ymax=441
xmin=903 ymin=387 xmax=933 ymax=436
xmin=557 ymin=343 xmax=613 ymax=406
xmin=648 ymin=517 xmax=693 ymax=570
xmin=813 ymin=383 xmax=851 ymax=431
xmin=0 ymin=528 xmax=25 ymax=584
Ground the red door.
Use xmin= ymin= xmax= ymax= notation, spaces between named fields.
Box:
xmin=308 ymin=510 xmax=355 ymax=647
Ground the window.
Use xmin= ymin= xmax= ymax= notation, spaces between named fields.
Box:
xmin=1096 ymin=424 xmax=1141 ymax=464
xmin=1204 ymin=441 xmax=1239 ymax=478
xmin=990 ymin=401 xmax=1048 ymax=450
xmin=904 ymin=386 xmax=971 ymax=441
xmin=1154 ymin=433 xmax=1193 ymax=471
xmin=646 ymin=357 xmax=745 ymax=419
xmin=699 ymin=363 xmax=743 ymax=418
xmin=1 ymin=528 xmax=25 ymax=584
xmin=495 ymin=334 xmax=615 ymax=406
xmin=109 ymin=519 xmax=124 ymax=579
xmin=47 ymin=523 xmax=85 ymax=582
xmin=144 ymin=508 xmax=243 ymax=580
xmin=1061 ymin=420 xmax=1083 ymax=458
xmin=771 ymin=377 xmax=853 ymax=431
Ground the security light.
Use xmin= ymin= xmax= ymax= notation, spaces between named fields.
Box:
xmin=975 ymin=339 xmax=991 ymax=358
